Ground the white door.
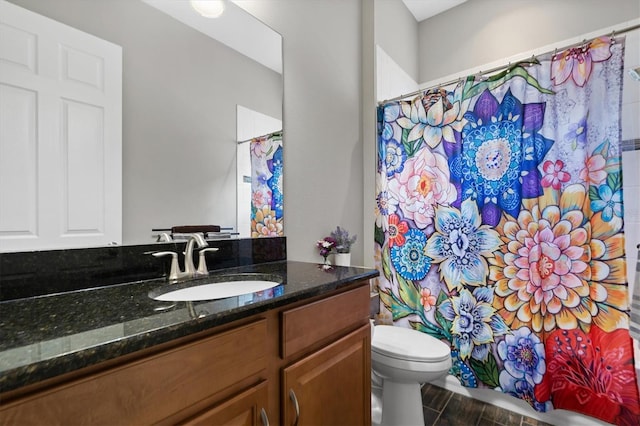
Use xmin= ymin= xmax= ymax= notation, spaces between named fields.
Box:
xmin=0 ymin=0 xmax=122 ymax=252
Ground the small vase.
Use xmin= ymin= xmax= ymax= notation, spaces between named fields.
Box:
xmin=333 ymin=252 xmax=351 ymax=267
xmin=322 ymin=256 xmax=331 ymax=265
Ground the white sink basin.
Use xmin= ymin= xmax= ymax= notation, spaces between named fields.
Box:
xmin=152 ymin=278 xmax=281 ymax=302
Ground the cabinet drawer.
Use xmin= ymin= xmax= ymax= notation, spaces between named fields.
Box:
xmin=0 ymin=319 xmax=267 ymax=425
xmin=281 ymin=284 xmax=369 ymax=359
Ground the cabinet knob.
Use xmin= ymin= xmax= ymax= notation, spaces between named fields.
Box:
xmin=289 ymin=389 xmax=300 ymax=426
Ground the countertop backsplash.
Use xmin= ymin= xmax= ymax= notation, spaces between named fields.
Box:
xmin=0 ymin=237 xmax=287 ymax=301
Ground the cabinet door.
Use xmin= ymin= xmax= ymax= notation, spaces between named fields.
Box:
xmin=182 ymin=381 xmax=270 ymax=426
xmin=282 ymin=324 xmax=371 ymax=426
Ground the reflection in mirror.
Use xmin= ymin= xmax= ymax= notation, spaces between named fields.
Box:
xmin=236 ymin=106 xmax=283 ymax=239
xmin=0 ymin=0 xmax=283 ymax=252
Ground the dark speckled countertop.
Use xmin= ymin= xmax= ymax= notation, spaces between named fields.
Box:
xmin=0 ymin=260 xmax=378 ymax=394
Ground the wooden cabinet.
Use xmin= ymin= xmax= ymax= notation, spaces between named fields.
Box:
xmin=279 ymin=285 xmax=371 ymax=426
xmin=0 ymin=282 xmax=371 ymax=425
xmin=282 ymin=325 xmax=370 ymax=426
xmin=0 ymin=320 xmax=269 ymax=425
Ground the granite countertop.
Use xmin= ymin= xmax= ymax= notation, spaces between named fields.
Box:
xmin=0 ymin=260 xmax=378 ymax=394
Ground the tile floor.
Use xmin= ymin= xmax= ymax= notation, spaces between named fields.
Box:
xmin=421 ymin=384 xmax=553 ymax=426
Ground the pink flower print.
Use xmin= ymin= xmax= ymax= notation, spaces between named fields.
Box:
xmin=521 ymin=225 xmax=588 ymax=324
xmin=579 ymin=154 xmax=607 ymax=186
xmin=541 ymin=160 xmax=570 ymax=190
xmin=420 ymin=287 xmax=437 ymax=312
xmin=387 ymin=146 xmax=457 ymax=229
xmin=251 ymin=137 xmax=269 ymax=157
xmin=252 ymin=189 xmax=271 ymax=209
xmin=491 ymin=184 xmax=628 ymax=334
xmin=551 ymin=37 xmax=613 ymax=87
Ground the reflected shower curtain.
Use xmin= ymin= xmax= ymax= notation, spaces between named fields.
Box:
xmin=375 ymin=36 xmax=640 ymax=425
xmin=250 ymin=130 xmax=283 ymax=237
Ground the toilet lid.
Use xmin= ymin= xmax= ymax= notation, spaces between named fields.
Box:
xmin=372 ymin=325 xmax=451 ymax=362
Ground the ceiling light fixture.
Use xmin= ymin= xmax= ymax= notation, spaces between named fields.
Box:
xmin=190 ymin=0 xmax=225 ymax=18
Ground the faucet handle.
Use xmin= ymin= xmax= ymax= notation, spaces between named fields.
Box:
xmin=196 ymin=248 xmax=220 ymax=276
xmin=151 ymin=251 xmax=181 ymax=281
xmin=156 ymin=232 xmax=173 ymax=242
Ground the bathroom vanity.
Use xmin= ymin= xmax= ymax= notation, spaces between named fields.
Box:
xmin=0 ymin=251 xmax=378 ymax=425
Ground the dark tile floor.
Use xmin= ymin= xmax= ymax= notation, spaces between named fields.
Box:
xmin=421 ymin=384 xmax=553 ymax=426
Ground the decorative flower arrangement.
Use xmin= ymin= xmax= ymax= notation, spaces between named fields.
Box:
xmin=316 ymin=226 xmax=357 ymax=265
xmin=316 ymin=237 xmax=336 ymax=264
xmin=330 ymin=226 xmax=357 ymax=253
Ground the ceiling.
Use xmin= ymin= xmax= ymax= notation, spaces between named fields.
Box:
xmin=141 ymin=0 xmax=466 ymax=73
xmin=402 ymin=0 xmax=468 ymax=22
xmin=141 ymin=0 xmax=282 ymax=74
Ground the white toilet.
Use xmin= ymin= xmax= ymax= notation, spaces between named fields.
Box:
xmin=371 ymin=324 xmax=452 ymax=426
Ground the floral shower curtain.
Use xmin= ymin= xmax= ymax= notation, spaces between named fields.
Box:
xmin=250 ymin=130 xmax=283 ymax=237
xmin=375 ymin=36 xmax=640 ymax=425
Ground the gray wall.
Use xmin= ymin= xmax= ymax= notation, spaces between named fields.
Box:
xmin=8 ymin=0 xmax=282 ymax=245
xmin=375 ymin=0 xmax=419 ymax=83
xmin=418 ymin=0 xmax=640 ymax=83
xmin=243 ymin=0 xmax=365 ymax=266
xmin=362 ymin=0 xmax=378 ymax=267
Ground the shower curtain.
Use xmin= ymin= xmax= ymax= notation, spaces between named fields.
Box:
xmin=250 ymin=130 xmax=283 ymax=237
xmin=375 ymin=36 xmax=640 ymax=425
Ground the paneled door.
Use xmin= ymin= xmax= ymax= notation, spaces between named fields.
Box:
xmin=0 ymin=0 xmax=122 ymax=252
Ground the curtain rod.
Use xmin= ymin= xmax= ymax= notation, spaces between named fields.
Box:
xmin=237 ymin=129 xmax=282 ymax=145
xmin=378 ymin=22 xmax=640 ymax=106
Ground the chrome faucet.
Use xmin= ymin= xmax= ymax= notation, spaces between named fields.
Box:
xmin=183 ymin=233 xmax=209 ymax=276
xmin=150 ymin=233 xmax=212 ymax=282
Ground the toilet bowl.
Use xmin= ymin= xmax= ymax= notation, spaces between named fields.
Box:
xmin=371 ymin=325 xmax=452 ymax=426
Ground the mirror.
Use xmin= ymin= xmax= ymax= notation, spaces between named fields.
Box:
xmin=2 ymin=0 xmax=283 ymax=250
xmin=236 ymin=106 xmax=283 ymax=239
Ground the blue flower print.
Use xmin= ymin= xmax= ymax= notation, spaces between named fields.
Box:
xmin=497 ymin=327 xmax=545 ymax=386
xmin=390 ymin=228 xmax=431 ymax=281
xmin=449 ymin=89 xmax=554 ymax=226
xmin=449 ymin=349 xmax=478 ymax=388
xmin=256 ymin=172 xmax=269 ymax=186
xmin=565 ymin=116 xmax=587 ymax=148
xmin=591 ymin=183 xmax=623 ymax=222
xmin=268 ymin=145 xmax=284 ymax=218
xmin=424 ymin=199 xmax=502 ymax=291
xmin=382 ymin=103 xmax=400 ymax=128
xmin=383 ymin=139 xmax=407 ymax=177
xmin=439 ymin=287 xmax=509 ymax=361
xmin=499 ymin=371 xmax=550 ymax=412
xmin=378 ymin=104 xmax=404 ymax=175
